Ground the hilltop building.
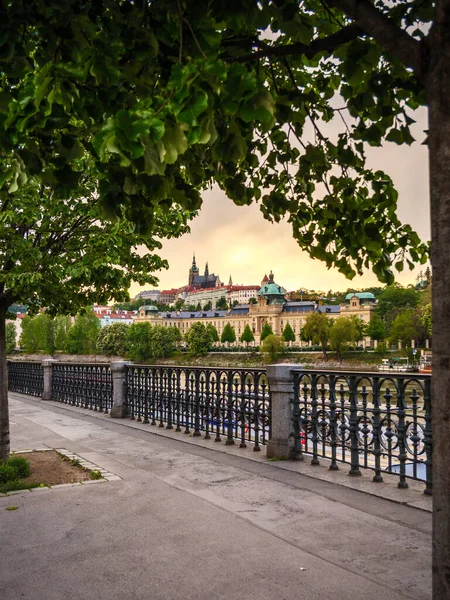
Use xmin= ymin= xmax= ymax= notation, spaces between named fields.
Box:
xmin=188 ymin=255 xmax=222 ymax=289
xmin=137 ymin=272 xmax=376 ymax=344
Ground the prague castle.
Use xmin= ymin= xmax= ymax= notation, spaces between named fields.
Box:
xmin=136 ymin=271 xmax=376 ymax=344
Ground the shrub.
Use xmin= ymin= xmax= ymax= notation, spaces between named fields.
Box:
xmin=7 ymin=456 xmax=31 ymax=478
xmin=0 ymin=463 xmax=19 ymax=484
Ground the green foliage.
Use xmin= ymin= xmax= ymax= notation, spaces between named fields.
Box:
xmin=0 ymin=0 xmax=430 ymax=301
xmin=215 ymin=297 xmax=228 ymax=310
xmin=248 ymin=298 xmax=257 ymax=305
xmin=174 ymin=299 xmax=185 ymax=311
xmin=5 ymin=323 xmax=16 ymax=354
xmin=420 ymin=303 xmax=432 ymax=337
xmin=329 ymin=317 xmax=358 ymax=362
xmin=349 ymin=316 xmax=367 ymax=342
xmin=260 ymin=322 xmax=274 ymax=342
xmin=90 ymin=470 xmax=103 ymax=480
xmin=206 ymin=323 xmax=219 ymax=343
xmin=388 ymin=309 xmax=422 ymax=346
xmin=282 ymin=322 xmax=296 ymax=342
xmin=96 ymin=323 xmax=129 ymax=356
xmin=7 ymin=456 xmax=31 ymax=478
xmin=0 ymin=464 xmax=18 ymax=484
xmin=221 ymin=323 xmax=236 ymax=344
xmin=366 ymin=314 xmax=387 ymax=342
xmin=0 ymin=455 xmax=31 ymax=483
xmin=148 ymin=325 xmax=181 ymax=358
xmin=376 ymin=285 xmax=419 ymax=329
xmin=126 ymin=322 xmax=153 ymax=362
xmin=65 ymin=309 xmax=101 ymax=355
xmin=204 ymin=301 xmax=212 ymax=310
xmin=19 ymin=313 xmax=54 ymax=354
xmin=261 ymin=335 xmax=285 ymax=364
xmin=240 ymin=324 xmax=255 ymax=346
xmin=185 ymin=323 xmax=213 ymax=356
xmin=53 ymin=316 xmax=71 ymax=351
xmin=301 ymin=312 xmax=332 ymax=356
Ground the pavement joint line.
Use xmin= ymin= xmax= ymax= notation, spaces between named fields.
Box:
xmin=9 ymin=393 xmax=431 ymax=515
xmin=0 ymin=447 xmax=122 ymax=497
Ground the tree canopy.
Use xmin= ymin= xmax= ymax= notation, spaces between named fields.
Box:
xmin=185 ymin=322 xmax=213 ymax=355
xmin=301 ymin=311 xmax=332 ymax=356
xmin=221 ymin=323 xmax=236 ymax=344
xmin=0 ymin=0 xmax=429 ymax=285
xmin=240 ymin=324 xmax=255 ymax=346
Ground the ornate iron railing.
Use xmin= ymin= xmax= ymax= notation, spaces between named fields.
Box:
xmin=7 ymin=361 xmax=44 ymax=397
xmin=52 ymin=363 xmax=113 ymax=412
xmin=126 ymin=366 xmax=271 ymax=449
xmin=292 ymin=370 xmax=432 ymax=493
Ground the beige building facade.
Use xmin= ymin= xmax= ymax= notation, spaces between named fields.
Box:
xmin=137 ymin=275 xmax=376 ymax=345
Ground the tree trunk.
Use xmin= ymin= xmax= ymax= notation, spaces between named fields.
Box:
xmin=0 ymin=306 xmax=10 ymax=460
xmin=428 ymin=2 xmax=450 ymax=595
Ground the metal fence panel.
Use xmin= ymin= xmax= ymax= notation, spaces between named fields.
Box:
xmin=292 ymin=370 xmax=432 ymax=492
xmin=52 ymin=363 xmax=113 ymax=412
xmin=7 ymin=361 xmax=44 ymax=397
xmin=126 ymin=366 xmax=271 ymax=448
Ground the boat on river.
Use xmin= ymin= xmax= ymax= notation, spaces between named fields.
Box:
xmin=378 ymin=357 xmax=416 ymax=373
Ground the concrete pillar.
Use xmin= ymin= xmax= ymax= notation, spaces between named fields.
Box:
xmin=374 ymin=339 xmax=378 ymax=349
xmin=110 ymin=361 xmax=128 ymax=418
xmin=411 ymin=339 xmax=416 ymax=349
xmin=41 ymin=359 xmax=56 ymax=401
xmin=266 ymin=364 xmax=299 ymax=460
xmin=398 ymin=341 xmax=402 ymax=350
xmin=426 ymin=338 xmax=430 ymax=349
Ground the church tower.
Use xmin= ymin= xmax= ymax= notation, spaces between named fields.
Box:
xmin=188 ymin=254 xmax=199 ymax=286
xmin=204 ymin=262 xmax=209 ymax=277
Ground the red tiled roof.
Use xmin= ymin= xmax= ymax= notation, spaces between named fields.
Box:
xmin=227 ymin=285 xmax=259 ymax=292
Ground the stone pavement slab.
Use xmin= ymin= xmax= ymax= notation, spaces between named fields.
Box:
xmin=0 ymin=393 xmax=432 ymax=600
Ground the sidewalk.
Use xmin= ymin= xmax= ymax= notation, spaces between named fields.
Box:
xmin=0 ymin=393 xmax=432 ymax=600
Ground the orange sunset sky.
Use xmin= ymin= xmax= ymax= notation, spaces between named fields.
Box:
xmin=130 ymin=107 xmax=430 ymax=297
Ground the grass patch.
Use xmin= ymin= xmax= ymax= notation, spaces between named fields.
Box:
xmin=268 ymin=455 xmax=289 ymax=461
xmin=0 ymin=480 xmax=43 ymax=494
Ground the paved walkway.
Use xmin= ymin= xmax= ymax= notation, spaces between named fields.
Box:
xmin=0 ymin=393 xmax=432 ymax=600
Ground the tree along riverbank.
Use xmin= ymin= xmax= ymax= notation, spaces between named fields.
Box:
xmin=7 ymin=350 xmax=416 ymax=371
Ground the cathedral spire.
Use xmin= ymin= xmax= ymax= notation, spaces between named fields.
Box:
xmin=228 ymin=274 xmax=233 ymax=286
xmin=205 ymin=262 xmax=209 ymax=277
xmin=192 ymin=253 xmax=197 ymax=269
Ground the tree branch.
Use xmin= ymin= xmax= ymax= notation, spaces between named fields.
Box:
xmin=327 ymin=0 xmax=427 ymax=82
xmin=225 ymin=23 xmax=363 ymax=63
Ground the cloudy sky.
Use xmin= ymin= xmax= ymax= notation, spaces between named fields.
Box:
xmin=130 ymin=108 xmax=430 ymax=297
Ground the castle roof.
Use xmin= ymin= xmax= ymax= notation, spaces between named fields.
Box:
xmin=259 ymin=271 xmax=286 ymax=303
xmin=345 ymin=292 xmax=376 ymax=301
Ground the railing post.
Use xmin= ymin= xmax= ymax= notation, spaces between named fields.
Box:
xmin=110 ymin=361 xmax=128 ymax=418
xmin=266 ymin=364 xmax=297 ymax=459
xmin=42 ymin=359 xmax=56 ymax=401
